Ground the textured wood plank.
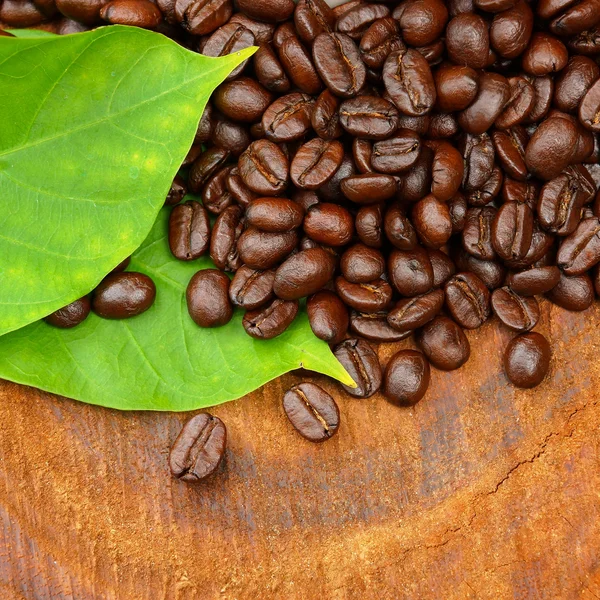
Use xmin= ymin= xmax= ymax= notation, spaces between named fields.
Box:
xmin=0 ymin=300 xmax=599 ymax=599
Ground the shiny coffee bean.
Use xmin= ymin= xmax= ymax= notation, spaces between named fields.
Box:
xmin=254 ymin=43 xmax=291 ymax=94
xmin=290 ymin=138 xmax=344 ymax=190
xmin=495 ymin=77 xmax=535 ymax=129
xmin=188 ymin=147 xmax=229 ymax=193
xmin=210 ymin=205 xmax=243 ymax=271
xmin=384 ymin=203 xmax=418 ymax=250
xmin=415 ymin=315 xmax=470 ymax=371
xmin=429 ymin=249 xmax=456 ymax=287
xmin=430 ymin=141 xmax=464 ymax=201
xmin=556 ymin=217 xmax=600 ymax=275
xmin=428 ymin=113 xmax=460 ymax=139
xmin=307 ymin=290 xmax=349 ymax=344
xmin=226 ymin=167 xmax=258 ymax=208
xmin=398 ymin=0 xmax=448 ymax=47
xmin=506 ymin=266 xmax=561 ymax=296
xmin=311 ymin=89 xmax=343 ymax=140
xmin=169 ymin=201 xmax=211 ymax=261
xmin=448 ymin=193 xmax=468 ymax=234
xmin=235 ymin=0 xmax=294 ymax=22
xmin=491 ymin=286 xmax=540 ymax=331
xmin=467 ymin=165 xmax=503 ymax=207
xmin=202 ymin=166 xmax=234 ymax=215
xmin=341 ymin=173 xmax=397 ymax=204
xmin=340 ymin=244 xmax=385 ymax=283
xmin=243 ymin=298 xmax=299 ymax=339
xmin=387 ymin=289 xmax=445 ymax=333
xmin=446 ymin=13 xmax=490 ymax=69
xmin=246 ymin=197 xmax=304 ymax=232
xmin=273 ymin=248 xmax=335 ymax=300
xmin=237 ymin=228 xmax=298 ymax=270
xmin=44 ymin=297 xmax=91 ymax=329
xmin=334 ymin=339 xmax=382 ymax=398
xmin=169 ymin=413 xmax=226 ymax=482
xmin=278 ymin=34 xmax=323 ymax=95
xmin=579 ymin=79 xmax=600 ymax=132
xmin=339 ymin=96 xmax=399 ymax=140
xmin=546 ymin=271 xmax=595 ymax=311
xmin=229 ymin=266 xmax=275 ymax=310
xmin=371 ymin=130 xmax=422 ymax=174
xmin=490 ymin=1 xmax=533 ymax=58
xmin=462 ymin=206 xmax=497 ymax=261
xmin=435 ymin=64 xmax=480 ymax=113
xmin=455 ymin=248 xmax=506 ymax=290
xmin=398 ymin=145 xmax=434 ymax=203
xmin=349 ymin=311 xmax=411 ymax=342
xmin=213 ymin=77 xmax=273 ymax=123
xmin=211 ymin=119 xmax=251 ymax=157
xmin=100 ymin=0 xmax=161 ymax=27
xmin=383 ymin=350 xmax=430 ymax=406
xmin=388 ymin=246 xmax=434 ymax=297
xmin=491 ymin=201 xmax=534 ymax=262
xmin=165 ymin=176 xmax=187 ymax=206
xmin=503 ymin=332 xmax=551 ymax=388
xmin=554 ymin=56 xmax=599 ymax=114
xmin=294 ymin=0 xmax=335 ymax=44
xmin=201 ymin=22 xmax=255 ymax=79
xmin=336 ymin=3 xmax=390 ymax=40
xmin=283 ymin=383 xmax=339 ymax=443
xmin=356 ymin=204 xmax=384 ymax=248
xmin=186 ymin=269 xmax=233 ymax=328
xmin=238 ymin=139 xmax=289 ymax=195
xmin=262 ymin=92 xmax=314 ymax=142
xmin=492 ymin=128 xmax=528 ymax=181
xmin=359 ymin=16 xmax=405 ymax=69
xmin=522 ymin=32 xmax=568 ymax=76
xmin=445 ymin=272 xmax=491 ymax=329
xmin=304 ymin=203 xmax=354 ymax=246
xmin=461 ymin=133 xmax=495 ymax=192
xmin=318 ymin=151 xmax=356 ymax=202
xmin=412 ymin=195 xmax=452 ymax=249
xmin=335 ymin=277 xmax=393 ymax=312
xmin=93 ymin=272 xmax=156 ymax=319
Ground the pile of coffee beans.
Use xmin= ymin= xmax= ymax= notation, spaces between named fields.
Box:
xmin=24 ymin=0 xmax=600 ymax=465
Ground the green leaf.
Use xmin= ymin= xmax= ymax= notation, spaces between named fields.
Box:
xmin=0 ymin=25 xmax=255 ymax=337
xmin=0 ymin=209 xmax=353 ymax=411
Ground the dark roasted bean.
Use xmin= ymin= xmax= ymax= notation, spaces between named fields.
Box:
xmin=371 ymin=130 xmax=421 ymax=174
xmin=490 ymin=0 xmax=533 ymax=59
xmin=279 ymin=34 xmax=323 ymax=95
xmin=427 ymin=113 xmax=459 ymax=139
xmin=461 ymin=133 xmax=495 ymax=192
xmin=188 ymin=147 xmax=229 ymax=193
xmin=201 ymin=22 xmax=255 ymax=79
xmin=415 ymin=315 xmax=470 ymax=371
xmin=202 ymin=165 xmax=234 ymax=214
xmin=492 ymin=128 xmax=528 ymax=181
xmin=336 ymin=3 xmax=390 ymax=40
xmin=389 ymin=246 xmax=434 ymax=297
xmin=340 ymin=244 xmax=385 ymax=283
xmin=169 ymin=201 xmax=210 ymax=261
xmin=186 ymin=269 xmax=233 ymax=327
xmin=213 ymin=77 xmax=273 ymax=123
xmin=262 ymin=92 xmax=314 ymax=142
xmin=435 ymin=64 xmax=479 ymax=113
xmin=467 ymin=165 xmax=503 ymax=207
xmin=307 ymin=290 xmax=348 ymax=344
xmin=384 ymin=203 xmax=418 ymax=250
xmin=235 ymin=0 xmax=294 ymax=22
xmin=556 ymin=217 xmax=600 ymax=275
xmin=304 ymin=203 xmax=354 ymax=246
xmin=226 ymin=167 xmax=257 ymax=208
xmin=444 ymin=272 xmax=491 ymax=329
xmin=238 ymin=139 xmax=289 ymax=195
xmin=491 ymin=286 xmax=539 ymax=331
xmin=211 ymin=119 xmax=251 ymax=157
xmin=290 ymin=138 xmax=344 ymax=189
xmin=579 ymin=79 xmax=600 ymax=132
xmin=430 ymin=141 xmax=464 ymax=201
xmin=398 ymin=0 xmax=448 ymax=47
xmin=455 ymin=248 xmax=507 ymax=290
xmin=335 ymin=277 xmax=393 ymax=312
xmin=495 ymin=76 xmax=535 ymax=129
xmin=230 ymin=12 xmax=274 ymax=43
xmin=383 ymin=350 xmax=430 ymax=406
xmin=387 ymin=289 xmax=445 ymax=333
xmin=446 ymin=13 xmax=490 ymax=69
xmin=349 ymin=311 xmax=411 ymax=342
xmin=546 ymin=271 xmax=595 ymax=310
xmin=503 ymin=332 xmax=551 ymax=388
xmin=45 ymin=297 xmax=91 ymax=329
xmin=398 ymin=145 xmax=434 ymax=203
xmin=341 ymin=173 xmax=397 ymax=204
xmin=339 ymin=96 xmax=399 ymax=140
xmin=359 ymin=16 xmax=405 ymax=69
xmin=462 ymin=206 xmax=497 ymax=261
xmin=448 ymin=193 xmax=468 ymax=234
xmin=93 ymin=272 xmax=156 ymax=319
xmin=100 ymin=0 xmax=162 ymax=27
xmin=356 ymin=203 xmax=384 ymax=248
xmin=412 ymin=194 xmax=452 ymax=249
xmin=243 ymin=298 xmax=299 ymax=339
xmin=229 ymin=266 xmax=275 ymax=310
xmin=294 ymin=0 xmax=335 ymax=44
xmin=165 ymin=175 xmax=188 ymax=206
xmin=522 ymin=32 xmax=568 ymax=76
xmin=245 ymin=197 xmax=304 ymax=232
xmin=334 ymin=338 xmax=382 ymax=398
xmin=554 ymin=56 xmax=599 ymax=114
xmin=311 ymin=89 xmax=343 ymax=140
xmin=273 ymin=248 xmax=336 ymax=300
xmin=254 ymin=43 xmax=291 ymax=94
xmin=318 ymin=151 xmax=356 ymax=202
xmin=491 ymin=201 xmax=534 ymax=261
xmin=237 ymin=228 xmax=298 ymax=270
xmin=506 ymin=266 xmax=561 ymax=296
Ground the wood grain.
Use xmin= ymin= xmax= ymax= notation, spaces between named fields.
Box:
xmin=0 ymin=300 xmax=599 ymax=599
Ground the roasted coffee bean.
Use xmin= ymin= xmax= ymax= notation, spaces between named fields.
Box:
xmin=506 ymin=223 xmax=556 ymax=270
xmin=294 ymin=0 xmax=335 ymax=44
xmin=546 ymin=271 xmax=595 ymax=310
xmin=554 ymin=56 xmax=599 ymax=114
xmin=383 ymin=350 xmax=430 ymax=406
xmin=100 ymin=0 xmax=161 ymax=27
xmin=428 ymin=249 xmax=456 ymax=287
xmin=290 ymin=138 xmax=344 ymax=189
xmin=210 ymin=205 xmax=243 ymax=271
xmin=238 ymin=139 xmax=289 ymax=195
xmin=502 ymin=178 xmax=539 ymax=209
xmin=169 ymin=201 xmax=210 ymax=261
xmin=455 ymin=248 xmax=506 ymax=290
xmin=462 ymin=206 xmax=497 ymax=261
xmin=93 ymin=272 xmax=156 ymax=319
xmin=491 ymin=201 xmax=534 ymax=261
xmin=229 ymin=266 xmax=275 ymax=310
xmin=226 ymin=167 xmax=257 ymax=208
xmin=235 ymin=0 xmax=294 ymax=22
xmin=549 ymin=0 xmax=600 ymax=37
xmin=383 ymin=49 xmax=436 ymax=116
xmin=415 ymin=315 xmax=470 ymax=371
xmin=202 ymin=166 xmax=234 ymax=214
xmin=568 ymin=26 xmax=600 ymax=57
xmin=412 ymin=195 xmax=452 ymax=249
xmin=336 ymin=3 xmax=390 ymax=40
xmin=435 ymin=64 xmax=480 ymax=113
xmin=243 ymin=298 xmax=299 ymax=339
xmin=495 ymin=77 xmax=535 ymax=129
xmin=445 ymin=272 xmax=491 ymax=329
xmin=213 ymin=77 xmax=273 ymax=123
xmin=349 ymin=311 xmax=411 ymax=342
xmin=388 ymin=246 xmax=434 ymax=297
xmin=273 ymin=248 xmax=335 ymax=300
xmin=448 ymin=193 xmax=468 ymax=234
xmin=312 ymin=32 xmax=366 ymax=98
xmin=340 ymin=244 xmax=385 ymax=283
xmin=356 ymin=203 xmax=384 ymax=248
xmin=304 ymin=203 xmax=354 ymax=246
xmin=398 ymin=0 xmax=448 ymax=47
xmin=188 ymin=147 xmax=229 ymax=193
xmin=186 ymin=269 xmax=233 ymax=328
xmin=307 ymin=290 xmax=348 ymax=344
xmin=458 ymin=72 xmax=511 ymax=135
xmin=556 ymin=217 xmax=600 ymax=275
xmin=467 ymin=165 xmax=503 ymax=206
xmin=174 ymin=0 xmax=231 ymax=35
xmin=522 ymin=75 xmax=554 ymax=124
xmin=384 ymin=203 xmax=418 ymax=250
xmin=278 ymin=34 xmax=323 ymax=95
xmin=211 ymin=119 xmax=251 ymax=157
xmin=165 ymin=175 xmax=187 ymax=206
xmin=387 ymin=289 xmax=445 ymax=333
xmin=359 ymin=16 xmax=405 ymax=69
xmin=490 ymin=0 xmax=533 ymax=59
xmin=461 ymin=133 xmax=495 ymax=192
xmin=292 ymin=189 xmax=319 ymax=212
xmin=201 ymin=22 xmax=255 ymax=79
xmin=492 ymin=128 xmax=528 ymax=181
xmin=335 ymin=277 xmax=393 ymax=312
xmin=339 ymin=96 xmax=399 ymax=140
xmin=503 ymin=332 xmax=551 ymax=388
xmin=506 ymin=266 xmax=561 ymax=296
xmin=428 ymin=113 xmax=459 ymax=139
xmin=245 ymin=197 xmax=304 ymax=232
xmin=341 ymin=173 xmax=397 ymax=204
xmin=334 ymin=338 xmax=381 ymax=398
xmin=230 ymin=12 xmax=274 ymax=43
xmin=54 ymin=0 xmax=105 ymax=25
xmin=273 ymin=21 xmax=296 ymax=48
xmin=318 ymin=151 xmax=356 ymax=202
xmin=579 ymin=79 xmax=600 ymax=132
xmin=522 ymin=33 xmax=568 ymax=76
xmin=262 ymin=92 xmax=314 ymax=142
xmin=169 ymin=413 xmax=226 ymax=482
xmin=491 ymin=286 xmax=539 ymax=331
xmin=45 ymin=297 xmax=91 ymax=329
xmin=283 ymin=383 xmax=339 ymax=443
xmin=181 ymin=144 xmax=203 ymax=168
xmin=237 ymin=228 xmax=298 ymax=270
xmin=430 ymin=141 xmax=464 ymax=201
xmin=395 ymin=112 xmax=431 ymax=135
xmin=446 ymin=13 xmax=490 ymax=69
xmin=254 ymin=43 xmax=291 ymax=94
xmin=371 ymin=130 xmax=422 ymax=174
xmin=398 ymin=145 xmax=434 ymax=203
xmin=311 ymin=89 xmax=343 ymax=140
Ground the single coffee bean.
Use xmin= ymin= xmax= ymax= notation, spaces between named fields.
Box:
xmin=318 ymin=151 xmax=356 ymax=202
xmin=462 ymin=206 xmax=497 ymax=261
xmin=383 ymin=49 xmax=436 ymax=116
xmin=430 ymin=141 xmax=464 ymax=201
xmin=495 ymin=76 xmax=535 ymax=129
xmin=312 ymin=32 xmax=366 ymax=98
xmin=100 ymin=0 xmax=162 ymax=27
xmin=245 ymin=197 xmax=304 ymax=232
xmin=446 ymin=13 xmax=490 ymax=69
xmin=503 ymin=332 xmax=551 ymax=388
xmin=556 ymin=217 xmax=600 ymax=275
xmin=341 ymin=173 xmax=397 ymax=204
xmin=186 ymin=269 xmax=233 ymax=328
xmin=339 ymin=96 xmax=399 ymax=140
xmin=388 ymin=246 xmax=434 ymax=297
xmin=334 ymin=338 xmax=382 ymax=398
xmin=243 ymin=298 xmax=299 ymax=339
xmin=273 ymin=248 xmax=335 ymax=300
xmin=237 ymin=228 xmax=298 ymax=270
xmin=195 ymin=104 xmax=214 ymax=144
xmin=304 ymin=203 xmax=354 ymax=246
xmin=435 ymin=64 xmax=479 ymax=113
xmin=371 ymin=130 xmax=422 ymax=174
xmin=492 ymin=128 xmax=528 ymax=181
xmin=550 ymin=0 xmax=600 ymax=38
xmin=169 ymin=413 xmax=226 ymax=482
xmin=307 ymin=290 xmax=348 ymax=344
xmin=491 ymin=201 xmax=534 ymax=262
xmin=229 ymin=266 xmax=275 ymax=310
xmin=467 ymin=165 xmax=504 ymax=207
xmin=44 ymin=297 xmax=91 ymax=329
xmin=349 ymin=311 xmax=411 ymax=342
xmin=165 ymin=175 xmax=188 ymax=206
xmin=427 ymin=113 xmax=459 ymax=139
xmin=294 ymin=0 xmax=335 ymax=44
xmin=211 ymin=119 xmax=251 ymax=157
xmin=506 ymin=266 xmax=561 ymax=296
xmin=411 ymin=195 xmax=452 ymax=249
xmin=448 ymin=193 xmax=468 ymax=234
xmin=490 ymin=0 xmax=533 ymax=58
xmin=235 ymin=0 xmax=294 ymax=22
xmin=554 ymin=56 xmax=600 ymax=114
xmin=238 ymin=139 xmax=289 ymax=195
xmin=201 ymin=166 xmax=234 ymax=215
xmin=359 ymin=16 xmax=405 ymax=69
xmin=340 ymin=244 xmax=385 ymax=283
xmin=213 ymin=77 xmax=273 ymax=123
xmin=395 ymin=112 xmax=431 ymax=135
xmin=428 ymin=249 xmax=456 ymax=287
xmin=398 ymin=0 xmax=448 ymax=47
xmin=201 ymin=22 xmax=255 ymax=80
xmin=311 ymin=89 xmax=343 ymax=140
xmin=290 ymin=138 xmax=344 ymax=190
xmin=415 ymin=315 xmax=470 ymax=371
xmin=262 ymin=92 xmax=314 ymax=142
xmin=254 ymin=43 xmax=291 ymax=94
xmin=336 ymin=3 xmax=390 ymax=39
xmin=292 ymin=189 xmax=319 ymax=212
xmin=283 ymin=383 xmax=339 ymax=443
xmin=168 ymin=201 xmax=210 ymax=261
xmin=93 ymin=272 xmax=156 ymax=319
xmin=210 ymin=205 xmax=243 ymax=271
xmin=491 ymin=286 xmax=540 ymax=331
xmin=461 ymin=133 xmax=495 ymax=192
xmin=383 ymin=203 xmax=418 ymax=250
xmin=278 ymin=34 xmax=323 ymax=95
xmin=188 ymin=147 xmax=229 ymax=193
xmin=335 ymin=277 xmax=393 ymax=312
xmin=54 ymin=0 xmax=106 ymax=25
xmin=455 ymin=248 xmax=506 ymax=290
xmin=356 ymin=203 xmax=383 ymax=248
xmin=383 ymin=350 xmax=430 ymax=406
xmin=387 ymin=288 xmax=445 ymax=333
xmin=445 ymin=272 xmax=491 ymax=329
xmin=522 ymin=32 xmax=568 ymax=76
xmin=546 ymin=271 xmax=595 ymax=311
xmin=226 ymin=167 xmax=257 ymax=208
xmin=579 ymin=79 xmax=600 ymax=132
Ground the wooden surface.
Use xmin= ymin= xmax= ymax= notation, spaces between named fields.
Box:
xmin=0 ymin=300 xmax=599 ymax=599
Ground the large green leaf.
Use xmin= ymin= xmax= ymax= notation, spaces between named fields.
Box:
xmin=0 ymin=26 xmax=255 ymax=336
xmin=0 ymin=209 xmax=353 ymax=410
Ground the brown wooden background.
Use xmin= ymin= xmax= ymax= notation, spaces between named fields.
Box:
xmin=0 ymin=299 xmax=599 ymax=599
